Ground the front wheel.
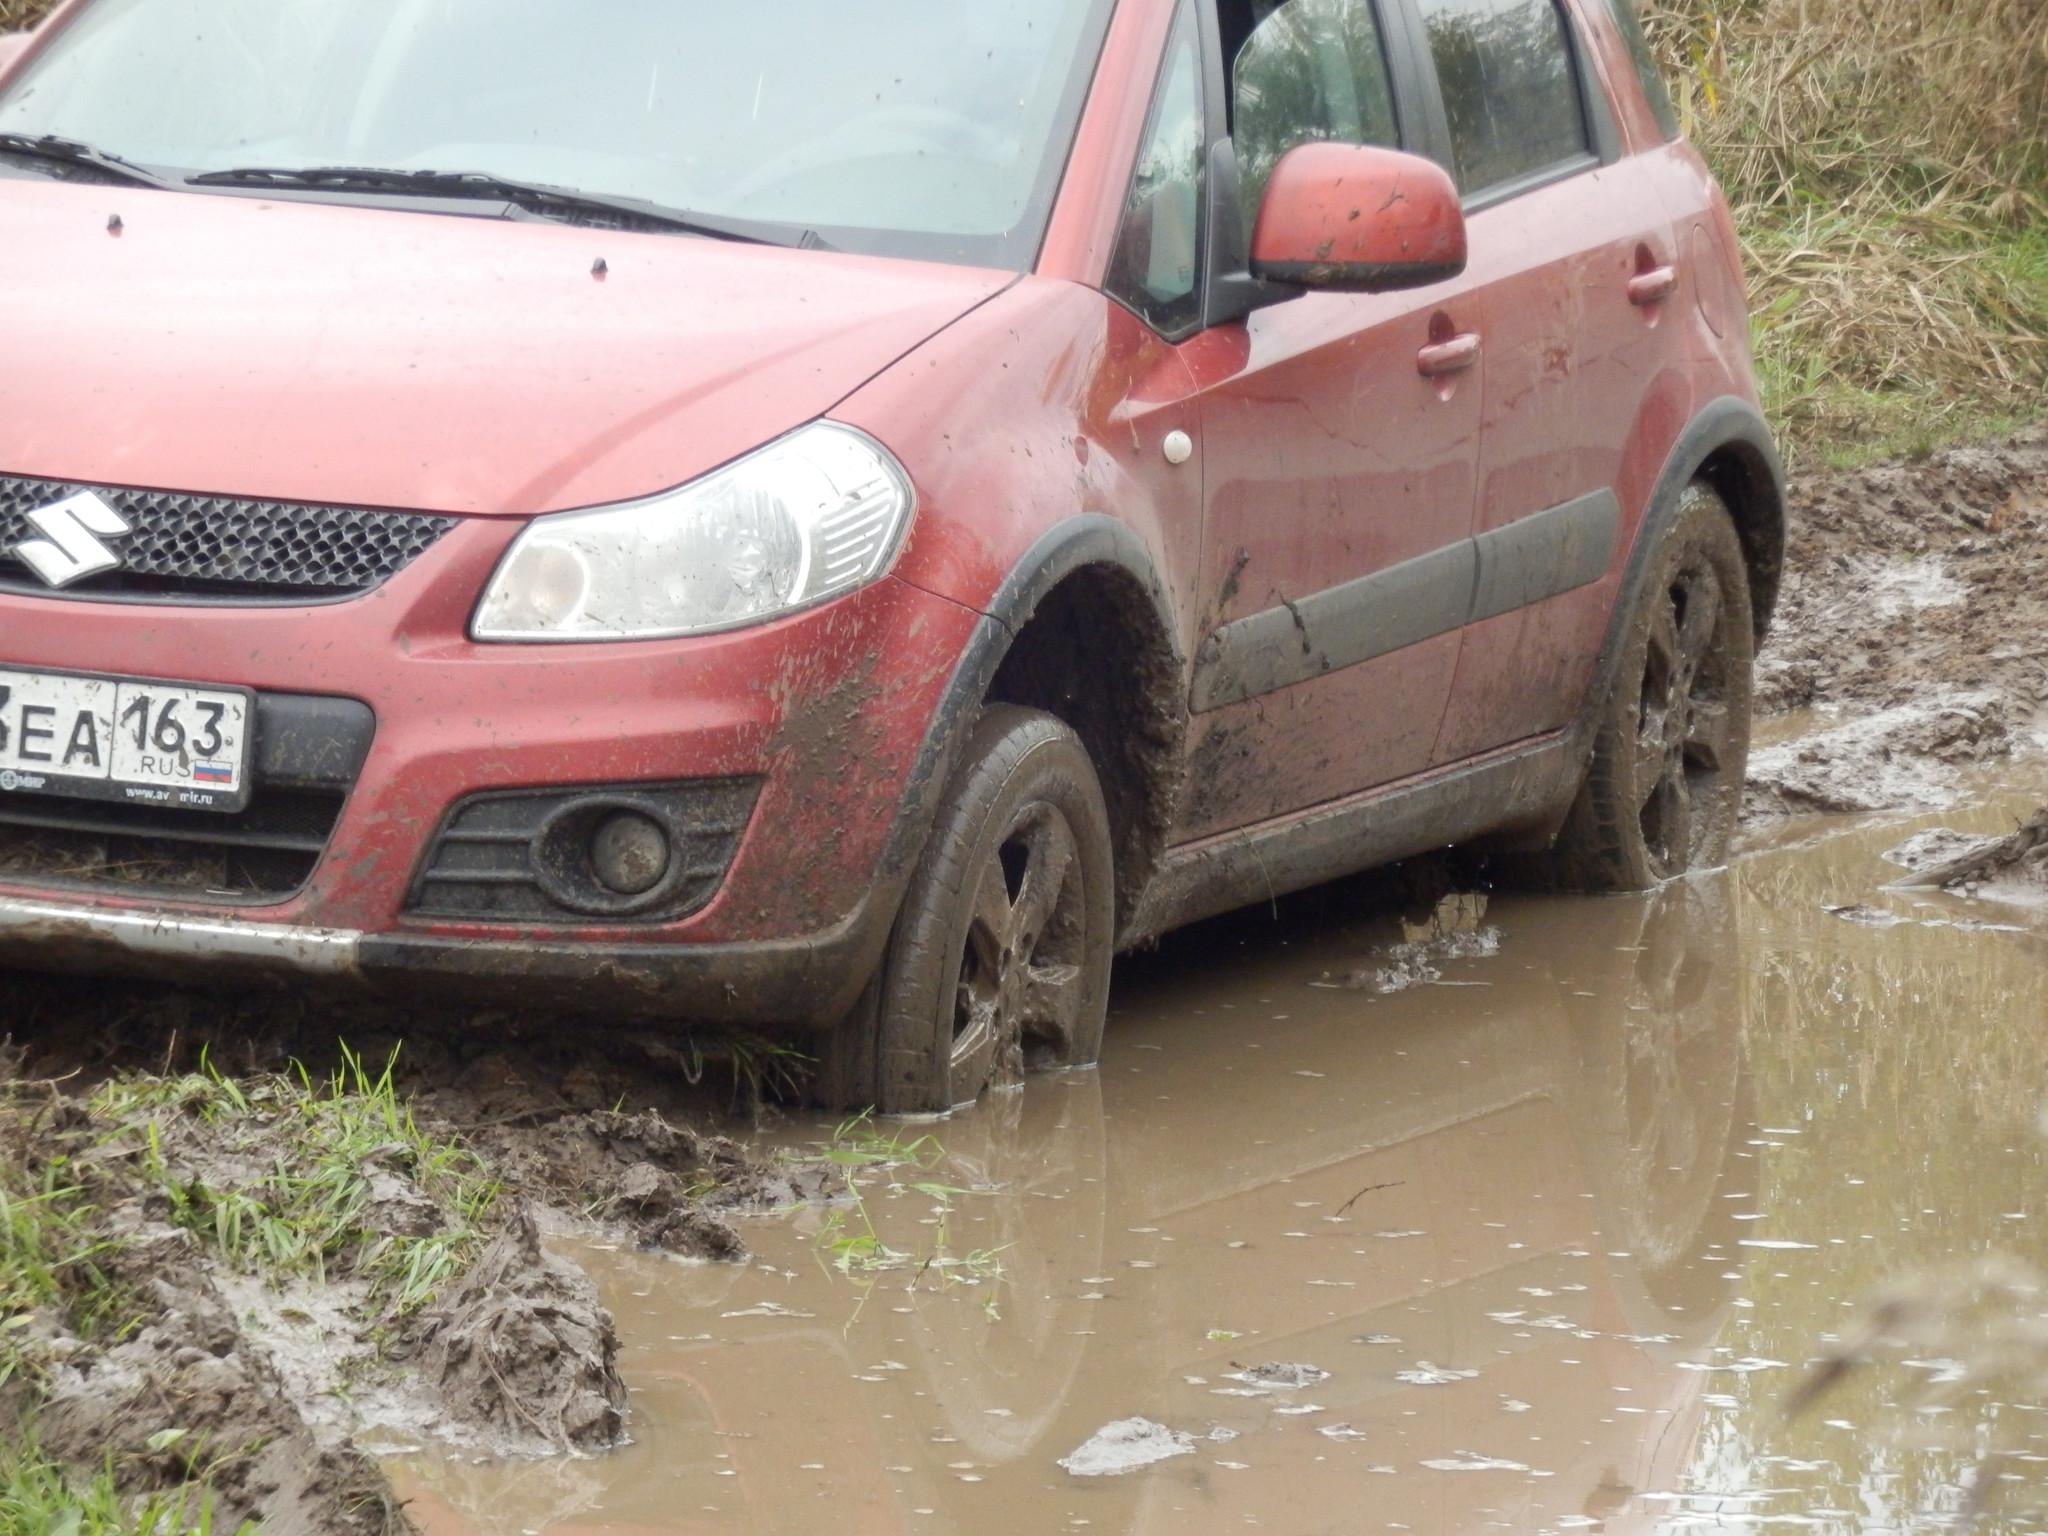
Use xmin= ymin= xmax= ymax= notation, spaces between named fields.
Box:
xmin=817 ymin=705 xmax=1115 ymax=1115
xmin=1547 ymin=483 xmax=1754 ymax=890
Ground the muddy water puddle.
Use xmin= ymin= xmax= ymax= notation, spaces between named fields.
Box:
xmin=398 ymin=772 xmax=2048 ymax=1536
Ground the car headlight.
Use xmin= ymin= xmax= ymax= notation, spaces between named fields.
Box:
xmin=472 ymin=421 xmax=915 ymax=642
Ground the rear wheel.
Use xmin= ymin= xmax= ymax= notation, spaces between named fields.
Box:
xmin=817 ymin=705 xmax=1114 ymax=1115
xmin=1548 ymin=484 xmax=1754 ymax=890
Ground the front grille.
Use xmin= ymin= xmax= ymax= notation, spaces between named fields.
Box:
xmin=411 ymin=779 xmax=760 ymax=923
xmin=0 ymin=694 xmax=373 ymax=902
xmin=0 ymin=474 xmax=458 ymax=602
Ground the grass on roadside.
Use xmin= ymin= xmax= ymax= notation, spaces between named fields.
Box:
xmin=1643 ymin=0 xmax=2048 ymax=459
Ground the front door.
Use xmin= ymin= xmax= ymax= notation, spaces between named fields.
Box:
xmin=1171 ymin=0 xmax=1485 ymax=840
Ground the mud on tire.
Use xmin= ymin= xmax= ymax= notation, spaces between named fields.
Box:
xmin=817 ymin=705 xmax=1115 ymax=1115
xmin=1548 ymin=483 xmax=1755 ymax=890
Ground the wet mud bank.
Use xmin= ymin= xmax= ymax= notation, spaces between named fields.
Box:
xmin=1745 ymin=425 xmax=2048 ymax=820
xmin=0 ymin=995 xmax=826 ymax=1534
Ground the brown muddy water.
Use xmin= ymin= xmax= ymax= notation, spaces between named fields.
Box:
xmin=394 ymin=766 xmax=2048 ymax=1536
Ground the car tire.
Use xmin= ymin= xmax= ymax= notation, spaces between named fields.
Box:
xmin=1546 ymin=483 xmax=1754 ymax=890
xmin=816 ymin=705 xmax=1115 ymax=1115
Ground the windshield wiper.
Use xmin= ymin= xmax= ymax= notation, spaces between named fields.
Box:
xmin=0 ymin=133 xmax=178 ymax=190
xmin=186 ymin=165 xmax=815 ymax=247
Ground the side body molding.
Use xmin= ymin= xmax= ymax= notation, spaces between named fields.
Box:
xmin=1191 ymin=489 xmax=1620 ymax=713
xmin=1470 ymin=490 xmax=1620 ymax=624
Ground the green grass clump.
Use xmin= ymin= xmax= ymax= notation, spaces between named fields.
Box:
xmin=105 ymin=1048 xmax=497 ymax=1314
xmin=0 ymin=1437 xmax=249 ymax=1536
xmin=0 ymin=1161 xmax=130 ymax=1393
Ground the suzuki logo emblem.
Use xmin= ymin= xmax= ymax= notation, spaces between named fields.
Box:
xmin=13 ymin=491 xmax=132 ymax=588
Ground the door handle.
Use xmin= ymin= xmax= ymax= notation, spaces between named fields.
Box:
xmin=1416 ymin=332 xmax=1481 ymax=378
xmin=1628 ymin=265 xmax=1679 ymax=306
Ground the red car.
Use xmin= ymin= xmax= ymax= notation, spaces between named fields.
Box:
xmin=0 ymin=0 xmax=1778 ymax=1113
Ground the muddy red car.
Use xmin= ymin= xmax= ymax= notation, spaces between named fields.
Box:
xmin=0 ymin=0 xmax=1778 ymax=1112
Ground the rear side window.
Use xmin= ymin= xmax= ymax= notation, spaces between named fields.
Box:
xmin=1233 ymin=0 xmax=1400 ymax=218
xmin=1603 ymin=0 xmax=1682 ymax=141
xmin=1107 ymin=5 xmax=1207 ymax=338
xmin=1415 ymin=0 xmax=1590 ymax=194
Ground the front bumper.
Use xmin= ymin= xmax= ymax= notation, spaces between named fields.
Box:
xmin=0 ymin=890 xmax=877 ymax=1021
xmin=0 ymin=892 xmax=358 ymax=974
xmin=0 ymin=517 xmax=983 ymax=1025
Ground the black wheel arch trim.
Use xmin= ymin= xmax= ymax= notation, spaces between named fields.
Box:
xmin=1553 ymin=394 xmax=1783 ymax=796
xmin=1663 ymin=395 xmax=1786 ymax=638
xmin=804 ymin=517 xmax=1186 ymax=1021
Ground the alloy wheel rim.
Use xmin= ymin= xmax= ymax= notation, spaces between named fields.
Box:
xmin=1633 ymin=559 xmax=1738 ymax=879
xmin=949 ymin=800 xmax=1089 ymax=1104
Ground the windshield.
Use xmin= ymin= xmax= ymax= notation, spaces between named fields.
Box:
xmin=0 ymin=0 xmax=1113 ymax=268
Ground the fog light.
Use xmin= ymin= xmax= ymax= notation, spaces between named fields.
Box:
xmin=591 ymin=811 xmax=670 ymax=895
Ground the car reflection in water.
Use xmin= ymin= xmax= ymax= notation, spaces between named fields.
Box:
xmin=400 ymin=874 xmax=1752 ymax=1536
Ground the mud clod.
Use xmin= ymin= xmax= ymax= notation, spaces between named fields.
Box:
xmin=1887 ymin=807 xmax=2048 ymax=903
xmin=597 ymin=1162 xmax=747 ymax=1260
xmin=1058 ymin=1417 xmax=1197 ymax=1476
xmin=407 ymin=1205 xmax=628 ymax=1457
xmin=1747 ymin=695 xmax=2016 ymax=816
xmin=364 ymin=1170 xmax=445 ymax=1239
xmin=1226 ymin=1361 xmax=1331 ymax=1389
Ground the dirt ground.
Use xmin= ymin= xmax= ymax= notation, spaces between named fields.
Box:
xmin=1744 ymin=424 xmax=2048 ymax=819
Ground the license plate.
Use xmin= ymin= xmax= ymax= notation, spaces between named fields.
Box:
xmin=0 ymin=667 xmax=253 ymax=813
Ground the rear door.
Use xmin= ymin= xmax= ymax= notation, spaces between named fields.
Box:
xmin=1169 ymin=0 xmax=1486 ymax=839
xmin=1401 ymin=0 xmax=1691 ymax=765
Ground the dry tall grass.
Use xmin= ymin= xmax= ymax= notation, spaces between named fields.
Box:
xmin=2 ymin=0 xmax=2043 ymax=453
xmin=1646 ymin=0 xmax=2048 ymax=455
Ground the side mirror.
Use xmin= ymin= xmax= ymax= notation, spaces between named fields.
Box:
xmin=1250 ymin=143 xmax=1467 ymax=293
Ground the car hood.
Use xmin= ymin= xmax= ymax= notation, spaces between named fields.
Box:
xmin=0 ymin=177 xmax=1013 ymax=515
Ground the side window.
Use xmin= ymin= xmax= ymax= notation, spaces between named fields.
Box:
xmin=1232 ymin=0 xmax=1399 ymax=220
xmin=1603 ymin=0 xmax=1681 ymax=141
xmin=1415 ymin=0 xmax=1591 ymax=195
xmin=1106 ymin=6 xmax=1206 ymax=339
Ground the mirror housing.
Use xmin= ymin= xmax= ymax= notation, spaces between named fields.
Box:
xmin=1250 ymin=143 xmax=1467 ymax=293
